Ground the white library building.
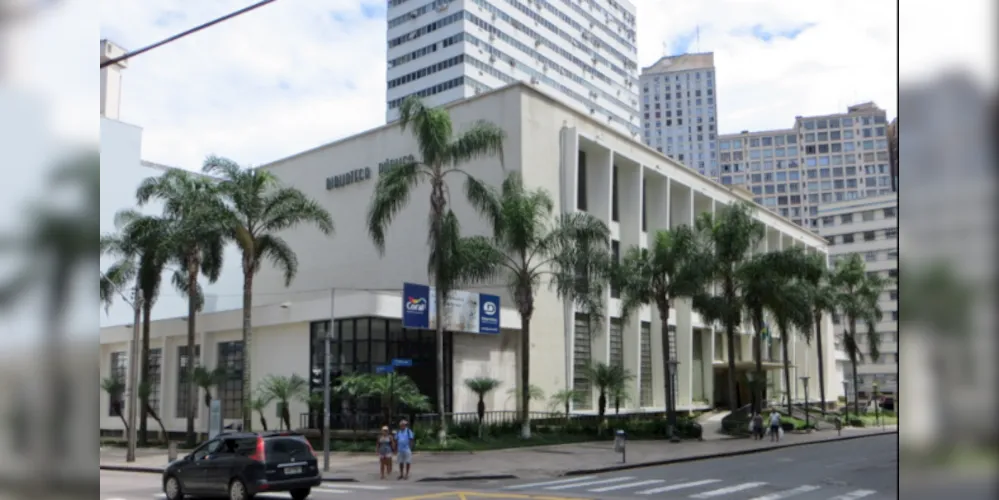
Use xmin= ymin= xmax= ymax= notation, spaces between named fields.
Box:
xmin=100 ymin=83 xmax=834 ymax=435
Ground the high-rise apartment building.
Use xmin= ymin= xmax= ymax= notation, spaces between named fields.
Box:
xmin=717 ymin=103 xmax=894 ymax=230
xmin=639 ymin=53 xmax=719 ymax=176
xmin=384 ymin=0 xmax=641 ymax=138
xmin=817 ymin=194 xmax=899 ymax=398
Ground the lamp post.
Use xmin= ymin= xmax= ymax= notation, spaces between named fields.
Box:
xmin=667 ymin=359 xmax=679 ymax=443
xmin=799 ymin=376 xmax=810 ymax=431
xmin=841 ymin=379 xmax=849 ymax=421
xmin=872 ymin=381 xmax=880 ymax=428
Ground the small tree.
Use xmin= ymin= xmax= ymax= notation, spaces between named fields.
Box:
xmin=250 ymin=395 xmax=273 ymax=431
xmin=192 ymin=366 xmax=229 ymax=410
xmin=580 ymin=362 xmax=634 ymax=433
xmin=506 ymin=384 xmax=545 ymax=409
xmin=258 ymin=374 xmax=310 ymax=431
xmin=137 ymin=381 xmax=168 ymax=442
xmin=336 ymin=374 xmax=369 ymax=432
xmin=102 ymin=376 xmax=129 ymax=434
xmin=357 ymin=373 xmax=431 ymax=425
xmin=610 ymin=381 xmax=632 ymax=416
xmin=548 ymin=389 xmax=581 ymax=423
xmin=465 ymin=377 xmax=501 ymax=438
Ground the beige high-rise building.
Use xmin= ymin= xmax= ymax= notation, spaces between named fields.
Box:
xmin=718 ymin=103 xmax=895 ymax=231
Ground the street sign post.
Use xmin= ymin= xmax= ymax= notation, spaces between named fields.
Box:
xmin=208 ymin=399 xmax=223 ymax=439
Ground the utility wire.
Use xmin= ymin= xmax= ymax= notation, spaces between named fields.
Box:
xmin=100 ymin=0 xmax=279 ymax=69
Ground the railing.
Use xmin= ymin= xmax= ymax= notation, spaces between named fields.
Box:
xmin=299 ymin=409 xmax=685 ymax=432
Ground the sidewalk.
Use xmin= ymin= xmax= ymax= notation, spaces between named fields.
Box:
xmin=99 ymin=426 xmax=896 ymax=482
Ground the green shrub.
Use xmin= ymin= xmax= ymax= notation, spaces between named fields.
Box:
xmin=848 ymin=418 xmax=865 ymax=427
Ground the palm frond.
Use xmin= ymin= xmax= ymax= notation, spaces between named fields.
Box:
xmin=447 ymin=121 xmax=506 ymax=169
xmin=255 ymin=234 xmax=298 ymax=286
xmin=366 ymin=161 xmax=423 ymax=254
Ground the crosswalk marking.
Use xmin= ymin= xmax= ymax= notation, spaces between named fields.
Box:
xmin=637 ymin=479 xmax=723 ymax=494
xmin=546 ymin=476 xmax=637 ymax=490
xmin=588 ymin=479 xmax=665 ymax=492
xmin=504 ymin=476 xmax=598 ymax=490
xmin=748 ymin=485 xmax=822 ymax=500
xmin=689 ymin=481 xmax=767 ymax=498
xmin=337 ymin=483 xmax=390 ymax=490
xmin=828 ymin=490 xmax=877 ymax=500
xmin=314 ymin=487 xmax=351 ymax=493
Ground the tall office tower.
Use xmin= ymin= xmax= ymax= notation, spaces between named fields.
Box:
xmin=638 ymin=53 xmax=718 ymax=176
xmin=385 ymin=0 xmax=641 ymax=138
xmin=717 ymin=102 xmax=894 ymax=230
xmin=817 ymin=194 xmax=899 ymax=398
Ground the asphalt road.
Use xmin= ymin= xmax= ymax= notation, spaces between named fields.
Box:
xmin=453 ymin=434 xmax=900 ymax=500
xmin=99 ymin=470 xmax=451 ymax=500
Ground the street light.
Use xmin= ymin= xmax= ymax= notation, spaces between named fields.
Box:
xmin=667 ymin=359 xmax=679 ymax=443
xmin=872 ymin=381 xmax=881 ymax=428
xmin=799 ymin=376 xmax=810 ymax=431
xmin=841 ymin=379 xmax=849 ymax=421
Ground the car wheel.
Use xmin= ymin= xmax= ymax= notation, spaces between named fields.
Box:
xmin=163 ymin=475 xmax=183 ymax=500
xmin=290 ymin=487 xmax=311 ymax=500
xmin=228 ymin=478 xmax=252 ymax=500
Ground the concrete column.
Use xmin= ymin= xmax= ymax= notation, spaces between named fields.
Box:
xmin=670 ymin=183 xmax=693 ymax=409
xmin=645 ymin=175 xmax=669 ymax=409
xmin=617 ymin=156 xmax=642 ymax=409
xmin=560 ymin=127 xmax=579 ymax=397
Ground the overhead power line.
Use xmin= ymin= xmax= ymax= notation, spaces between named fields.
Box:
xmin=100 ymin=0 xmax=279 ymax=69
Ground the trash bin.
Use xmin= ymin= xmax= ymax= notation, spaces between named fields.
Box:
xmin=167 ymin=441 xmax=178 ymax=462
xmin=614 ymin=429 xmax=626 ymax=462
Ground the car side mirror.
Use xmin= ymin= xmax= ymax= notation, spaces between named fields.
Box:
xmin=183 ymin=454 xmax=193 ymax=461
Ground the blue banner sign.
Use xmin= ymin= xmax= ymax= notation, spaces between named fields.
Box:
xmin=401 ymin=282 xmax=501 ymax=334
xmin=392 ymin=358 xmax=413 ymax=367
xmin=375 ymin=365 xmax=394 ymax=374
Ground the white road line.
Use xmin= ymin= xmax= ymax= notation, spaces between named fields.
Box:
xmin=827 ymin=490 xmax=877 ymax=500
xmin=546 ymin=476 xmax=637 ymax=490
xmin=504 ymin=476 xmax=598 ymax=489
xmin=314 ymin=486 xmax=351 ymax=493
xmin=748 ymin=485 xmax=822 ymax=500
xmin=588 ymin=479 xmax=665 ymax=492
xmin=689 ymin=481 xmax=767 ymax=498
xmin=637 ymin=479 xmax=723 ymax=495
xmin=337 ymin=483 xmax=390 ymax=490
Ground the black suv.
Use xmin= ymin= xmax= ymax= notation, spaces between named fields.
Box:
xmin=163 ymin=431 xmax=322 ymax=500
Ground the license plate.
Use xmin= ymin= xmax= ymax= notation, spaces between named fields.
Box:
xmin=284 ymin=467 xmax=302 ymax=475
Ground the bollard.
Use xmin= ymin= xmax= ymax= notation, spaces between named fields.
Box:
xmin=167 ymin=441 xmax=178 ymax=462
xmin=614 ymin=430 xmax=627 ymax=463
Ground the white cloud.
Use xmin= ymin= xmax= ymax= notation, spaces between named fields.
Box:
xmin=100 ymin=0 xmax=899 ymax=170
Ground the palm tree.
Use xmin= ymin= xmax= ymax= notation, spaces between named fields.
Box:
xmin=138 ymin=381 xmax=169 ymax=441
xmin=192 ymin=366 xmax=229 ymax=434
xmin=466 ymin=171 xmax=611 ymax=438
xmin=250 ymin=395 xmax=273 ymax=431
xmin=832 ymin=254 xmax=887 ymax=414
xmin=465 ymin=377 xmax=501 ymax=437
xmin=548 ymin=389 xmax=582 ymax=423
xmin=690 ymin=203 xmax=766 ymax=413
xmin=336 ymin=373 xmax=371 ymax=431
xmin=580 ymin=362 xmax=634 ymax=433
xmin=100 ymin=212 xmax=172 ymax=446
xmin=759 ymin=255 xmax=813 ymax=416
xmin=613 ymin=226 xmax=705 ymax=436
xmin=610 ymin=382 xmax=631 ymax=416
xmin=800 ymin=252 xmax=839 ymax=416
xmin=102 ymin=376 xmax=129 ymax=434
xmin=135 ymin=169 xmax=228 ymax=446
xmin=258 ymin=374 xmax=310 ymax=431
xmin=366 ymin=96 xmax=505 ymax=443
xmin=202 ymin=156 xmax=334 ymax=431
xmin=506 ymin=384 xmax=545 ymax=409
xmin=357 ymin=373 xmax=432 ymax=425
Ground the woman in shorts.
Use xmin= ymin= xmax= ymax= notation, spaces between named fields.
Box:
xmin=376 ymin=426 xmax=396 ymax=479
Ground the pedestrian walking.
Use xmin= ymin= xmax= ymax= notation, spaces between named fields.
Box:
xmin=752 ymin=412 xmax=765 ymax=440
xmin=768 ymin=409 xmax=782 ymax=442
xmin=394 ymin=419 xmax=415 ymax=480
xmin=376 ymin=426 xmax=395 ymax=480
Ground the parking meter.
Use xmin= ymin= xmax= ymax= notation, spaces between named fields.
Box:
xmin=614 ymin=430 xmax=627 ymax=463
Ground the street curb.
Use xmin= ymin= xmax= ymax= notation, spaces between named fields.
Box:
xmin=417 ymin=474 xmax=519 ymax=483
xmin=99 ymin=465 xmax=358 ymax=482
xmin=561 ymin=430 xmax=899 ymax=476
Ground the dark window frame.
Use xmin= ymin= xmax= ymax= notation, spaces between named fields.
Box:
xmin=109 ymin=351 xmax=127 ymax=416
xmin=176 ymin=345 xmax=201 ymax=419
xmin=217 ymin=341 xmax=244 ymax=420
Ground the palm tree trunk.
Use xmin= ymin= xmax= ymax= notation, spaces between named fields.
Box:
xmin=430 ymin=177 xmax=448 ymax=445
xmin=751 ymin=314 xmax=765 ymax=415
xmin=185 ymin=258 xmax=199 ymax=447
xmin=147 ymin=404 xmax=168 ymax=441
xmin=138 ymin=300 xmax=153 ymax=446
xmin=657 ymin=302 xmax=677 ymax=437
xmin=780 ymin=326 xmax=793 ymax=417
xmin=519 ymin=313 xmax=532 ymax=439
xmin=724 ymin=282 xmax=739 ymax=414
xmin=241 ymin=256 xmax=255 ymax=432
xmin=849 ymin=319 xmax=861 ymax=419
xmin=813 ymin=311 xmax=827 ymax=416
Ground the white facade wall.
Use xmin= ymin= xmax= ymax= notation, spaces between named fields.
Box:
xmin=817 ymin=194 xmax=899 ymax=398
xmin=100 ymin=83 xmax=836 ymax=432
xmin=385 ymin=0 xmax=641 ymax=139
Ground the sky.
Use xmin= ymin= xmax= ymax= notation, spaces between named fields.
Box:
xmin=97 ymin=0 xmax=902 ymax=171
